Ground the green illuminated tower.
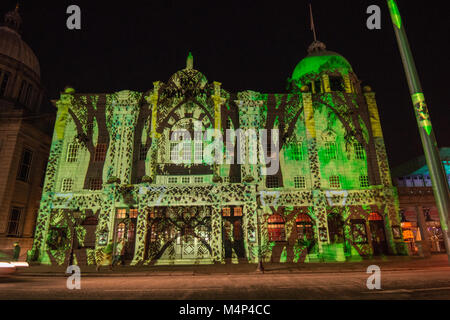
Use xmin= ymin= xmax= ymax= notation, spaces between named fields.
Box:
xmin=387 ymin=0 xmax=450 ymax=261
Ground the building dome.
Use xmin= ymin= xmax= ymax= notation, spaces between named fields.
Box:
xmin=0 ymin=7 xmax=40 ymax=77
xmin=290 ymin=41 xmax=352 ymax=87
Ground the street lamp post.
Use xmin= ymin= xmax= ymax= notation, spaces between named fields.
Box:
xmin=387 ymin=0 xmax=450 ymax=262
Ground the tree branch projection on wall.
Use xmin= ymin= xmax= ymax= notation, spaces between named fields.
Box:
xmin=29 ymin=50 xmax=407 ymax=266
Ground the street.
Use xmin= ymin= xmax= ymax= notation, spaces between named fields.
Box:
xmin=1 ymin=266 xmax=449 ymax=299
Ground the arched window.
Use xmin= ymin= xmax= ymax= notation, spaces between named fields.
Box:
xmin=268 ymin=214 xmax=285 ymax=242
xmin=296 ymin=213 xmax=314 ymax=242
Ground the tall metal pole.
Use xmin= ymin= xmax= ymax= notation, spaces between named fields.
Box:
xmin=387 ymin=0 xmax=450 ymax=262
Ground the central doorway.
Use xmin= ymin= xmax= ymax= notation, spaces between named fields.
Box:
xmin=368 ymin=212 xmax=388 ymax=255
xmin=222 ymin=206 xmax=246 ymax=261
xmin=114 ymin=208 xmax=138 ymax=264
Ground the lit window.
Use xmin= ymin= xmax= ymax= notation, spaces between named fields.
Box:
xmin=359 ymin=175 xmax=369 ymax=188
xmin=116 ymin=222 xmax=125 ymax=241
xmin=89 ymin=177 xmax=102 ymax=190
xmin=268 ymin=215 xmax=285 ymax=242
xmin=116 ymin=209 xmax=127 ymax=219
xmin=67 ymin=142 xmax=79 ymax=162
xmin=294 ymin=176 xmax=306 ymax=189
xmin=61 ymin=178 xmax=73 ymax=192
xmin=94 ymin=143 xmax=107 ymax=162
xmin=413 ymin=175 xmax=425 ymax=187
xmin=7 ymin=207 xmax=23 ymax=236
xmin=296 ymin=213 xmax=314 ymax=242
xmin=233 ymin=207 xmax=243 ymax=216
xmin=324 ymin=142 xmax=337 ymax=160
xmin=17 ymin=148 xmax=33 ymax=182
xmin=139 ymin=144 xmax=148 ymax=160
xmin=329 ymin=175 xmax=341 ymax=189
xmin=194 ymin=177 xmax=203 ymax=183
xmin=266 ymin=176 xmax=279 ymax=188
xmin=181 ymin=176 xmax=190 ymax=183
xmin=222 ymin=208 xmax=231 ymax=217
xmin=354 ymin=143 xmax=365 ymax=160
xmin=129 ymin=209 xmax=138 ymax=218
xmin=168 ymin=177 xmax=178 ymax=184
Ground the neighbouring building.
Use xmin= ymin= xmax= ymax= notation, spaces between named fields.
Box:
xmin=0 ymin=6 xmax=54 ymax=260
xmin=29 ymin=40 xmax=408 ymax=266
xmin=392 ymin=147 xmax=450 ymax=256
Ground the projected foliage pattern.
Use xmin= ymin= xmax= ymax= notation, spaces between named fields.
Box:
xmin=29 ymin=51 xmax=407 ymax=265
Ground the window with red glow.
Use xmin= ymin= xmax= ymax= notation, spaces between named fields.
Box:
xmin=268 ymin=214 xmax=285 ymax=242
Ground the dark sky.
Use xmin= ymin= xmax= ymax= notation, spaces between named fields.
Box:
xmin=3 ymin=0 xmax=449 ymax=168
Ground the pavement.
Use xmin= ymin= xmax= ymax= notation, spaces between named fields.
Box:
xmin=14 ymin=254 xmax=450 ymax=277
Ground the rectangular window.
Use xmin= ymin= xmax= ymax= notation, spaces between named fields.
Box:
xmin=329 ymin=76 xmax=344 ymax=92
xmin=329 ymin=175 xmax=341 ymax=189
xmin=223 ymin=177 xmax=230 ymax=183
xmin=294 ymin=176 xmax=306 ymax=189
xmin=222 ymin=208 xmax=231 ymax=217
xmin=0 ymin=71 xmax=10 ymax=97
xmin=194 ymin=176 xmax=203 ymax=184
xmin=116 ymin=209 xmax=127 ymax=219
xmin=168 ymin=177 xmax=178 ymax=184
xmin=194 ymin=142 xmax=203 ymax=162
xmin=324 ymin=142 xmax=337 ymax=160
xmin=181 ymin=176 xmax=190 ymax=184
xmin=170 ymin=141 xmax=180 ymax=162
xmin=286 ymin=143 xmax=303 ymax=161
xmin=233 ymin=207 xmax=243 ymax=216
xmin=139 ymin=144 xmax=148 ymax=160
xmin=89 ymin=177 xmax=102 ymax=190
xmin=266 ymin=176 xmax=279 ymax=188
xmin=61 ymin=178 xmax=74 ymax=192
xmin=413 ymin=175 xmax=425 ymax=187
xmin=182 ymin=141 xmax=191 ymax=162
xmin=17 ymin=148 xmax=33 ymax=182
xmin=129 ymin=209 xmax=138 ymax=218
xmin=66 ymin=142 xmax=79 ymax=162
xmin=7 ymin=207 xmax=23 ymax=236
xmin=359 ymin=175 xmax=370 ymax=188
xmin=313 ymin=79 xmax=322 ymax=93
xmin=354 ymin=143 xmax=366 ymax=160
xmin=94 ymin=143 xmax=107 ymax=162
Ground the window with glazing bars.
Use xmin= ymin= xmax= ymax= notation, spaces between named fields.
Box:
xmin=354 ymin=142 xmax=366 ymax=160
xmin=329 ymin=175 xmax=341 ymax=188
xmin=324 ymin=142 xmax=337 ymax=160
xmin=139 ymin=144 xmax=148 ymax=160
xmin=61 ymin=178 xmax=74 ymax=192
xmin=359 ymin=175 xmax=369 ymax=188
xmin=294 ymin=176 xmax=306 ymax=189
xmin=67 ymin=142 xmax=79 ymax=162
xmin=17 ymin=148 xmax=33 ymax=182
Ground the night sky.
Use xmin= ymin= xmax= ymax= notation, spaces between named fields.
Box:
xmin=2 ymin=0 xmax=449 ymax=168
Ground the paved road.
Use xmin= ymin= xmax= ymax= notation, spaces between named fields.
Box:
xmin=1 ymin=266 xmax=450 ymax=299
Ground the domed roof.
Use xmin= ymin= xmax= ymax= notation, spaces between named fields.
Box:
xmin=291 ymin=41 xmax=352 ymax=85
xmin=0 ymin=7 xmax=40 ymax=77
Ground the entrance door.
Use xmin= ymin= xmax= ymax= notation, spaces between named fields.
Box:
xmin=222 ymin=206 xmax=246 ymax=260
xmin=114 ymin=209 xmax=138 ymax=263
xmin=369 ymin=212 xmax=388 ymax=255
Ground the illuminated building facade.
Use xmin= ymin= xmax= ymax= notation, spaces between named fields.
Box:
xmin=30 ymin=41 xmax=408 ymax=266
xmin=392 ymin=148 xmax=450 ymax=255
